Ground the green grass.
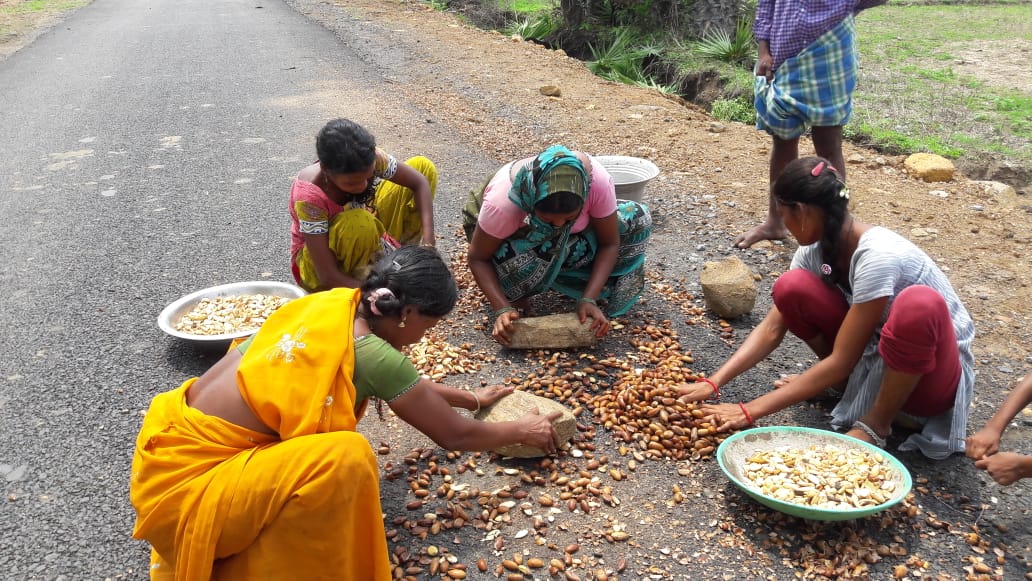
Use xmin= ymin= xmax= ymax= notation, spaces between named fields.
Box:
xmin=492 ymin=0 xmax=553 ymax=15
xmin=850 ymin=3 xmax=1031 ymax=166
xmin=1 ymin=0 xmax=86 ymax=13
xmin=433 ymin=0 xmax=1030 ymax=171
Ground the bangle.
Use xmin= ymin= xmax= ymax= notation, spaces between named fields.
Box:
xmin=699 ymin=377 xmax=719 ymax=400
xmin=471 ymin=391 xmax=481 ymax=414
xmin=492 ymin=306 xmax=517 ymax=319
xmin=578 ymin=296 xmax=597 ymax=306
xmin=738 ymin=402 xmax=754 ymax=426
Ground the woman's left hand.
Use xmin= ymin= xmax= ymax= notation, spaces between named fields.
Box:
xmin=699 ymin=402 xmax=752 ymax=432
xmin=475 ymin=384 xmax=514 ymax=408
xmin=577 ymin=300 xmax=610 ymax=338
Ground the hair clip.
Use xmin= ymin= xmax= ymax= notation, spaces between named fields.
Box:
xmin=392 ymin=260 xmax=403 ymax=271
xmin=839 ymin=186 xmax=850 ymax=200
xmin=367 ymin=288 xmax=395 ymax=316
xmin=811 ymin=161 xmax=826 ymax=177
xmin=820 ymin=264 xmax=833 ymax=276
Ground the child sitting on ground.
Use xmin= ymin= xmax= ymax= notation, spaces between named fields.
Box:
xmin=289 ymin=118 xmax=437 ymax=292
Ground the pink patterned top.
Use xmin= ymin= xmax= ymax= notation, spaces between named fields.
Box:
xmin=289 ymin=148 xmax=398 ymax=259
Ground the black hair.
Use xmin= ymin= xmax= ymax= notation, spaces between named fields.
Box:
xmin=360 ymin=246 xmax=458 ymax=319
xmin=534 ymin=191 xmax=583 ymax=214
xmin=316 ymin=119 xmax=377 ymax=175
xmin=772 ymin=156 xmax=850 ymax=285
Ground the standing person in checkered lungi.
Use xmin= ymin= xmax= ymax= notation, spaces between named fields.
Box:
xmin=735 ymin=0 xmax=885 ymax=249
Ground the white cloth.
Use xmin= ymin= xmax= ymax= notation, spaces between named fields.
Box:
xmin=791 ymin=227 xmax=976 ymax=459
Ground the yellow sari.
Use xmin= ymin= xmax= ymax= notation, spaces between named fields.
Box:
xmin=131 ymin=288 xmax=391 ymax=580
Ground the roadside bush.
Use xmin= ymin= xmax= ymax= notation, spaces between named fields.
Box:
xmin=710 ymin=97 xmax=756 ymax=124
xmin=694 ymin=17 xmax=755 ymax=67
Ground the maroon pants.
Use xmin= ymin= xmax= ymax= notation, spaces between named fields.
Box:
xmin=771 ymin=269 xmax=960 ymax=416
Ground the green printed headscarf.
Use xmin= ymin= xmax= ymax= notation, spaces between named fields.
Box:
xmin=508 ymin=145 xmax=588 ymax=213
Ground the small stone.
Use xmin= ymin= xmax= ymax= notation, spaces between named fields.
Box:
xmin=507 ymin=313 xmax=597 ymax=349
xmin=904 ymin=153 xmax=955 ymax=182
xmin=539 ymin=85 xmax=561 ymax=97
xmin=699 ymin=256 xmax=757 ymax=318
xmin=475 ymin=391 xmax=576 ymax=458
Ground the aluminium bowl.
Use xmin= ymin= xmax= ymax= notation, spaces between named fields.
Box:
xmin=716 ymin=426 xmax=913 ymax=521
xmin=157 ymin=280 xmax=306 ymax=342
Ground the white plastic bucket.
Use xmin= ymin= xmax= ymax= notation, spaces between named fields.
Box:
xmin=594 ymin=156 xmax=660 ymax=203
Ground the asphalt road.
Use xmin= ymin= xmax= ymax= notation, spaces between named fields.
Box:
xmin=0 ymin=0 xmax=492 ymax=577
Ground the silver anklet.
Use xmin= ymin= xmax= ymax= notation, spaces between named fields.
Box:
xmin=851 ymin=420 xmax=887 ymax=448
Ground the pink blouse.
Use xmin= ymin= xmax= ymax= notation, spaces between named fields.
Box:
xmin=477 ymin=156 xmax=617 ymax=239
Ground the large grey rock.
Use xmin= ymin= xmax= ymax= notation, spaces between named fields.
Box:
xmin=507 ymin=312 xmax=597 ymax=349
xmin=700 ymin=256 xmax=757 ymax=319
xmin=475 ymin=391 xmax=576 ymax=458
xmin=904 ymin=153 xmax=955 ymax=182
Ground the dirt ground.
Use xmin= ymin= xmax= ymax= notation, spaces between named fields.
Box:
xmin=5 ymin=1 xmax=1031 ymax=579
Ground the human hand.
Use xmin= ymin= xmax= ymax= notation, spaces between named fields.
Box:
xmin=420 ymin=234 xmax=436 ymax=248
xmin=475 ymin=384 xmax=514 ymax=408
xmin=675 ymin=381 xmax=716 ymax=402
xmin=699 ymin=402 xmax=752 ymax=432
xmin=576 ymin=301 xmax=610 ymax=338
xmin=966 ymin=427 xmax=1002 ymax=460
xmin=516 ymin=408 xmax=563 ymax=455
xmin=492 ymin=309 xmax=520 ymax=345
xmin=755 ymin=45 xmax=773 ymax=81
xmin=975 ymin=452 xmax=1030 ymax=486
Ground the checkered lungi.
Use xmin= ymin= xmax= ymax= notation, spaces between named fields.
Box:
xmin=755 ymin=15 xmax=858 ymax=140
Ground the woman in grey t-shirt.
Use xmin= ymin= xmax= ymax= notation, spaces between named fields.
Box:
xmin=679 ymin=156 xmax=974 ymax=459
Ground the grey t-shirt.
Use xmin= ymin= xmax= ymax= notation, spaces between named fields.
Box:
xmin=791 ymin=226 xmax=975 ymax=458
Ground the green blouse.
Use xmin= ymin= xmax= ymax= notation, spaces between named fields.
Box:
xmin=236 ymin=333 xmax=420 ymax=403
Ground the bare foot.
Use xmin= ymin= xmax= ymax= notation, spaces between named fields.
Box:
xmin=733 ymin=220 xmax=789 ymax=249
xmin=845 ymin=427 xmax=878 ymax=445
xmin=773 ymin=374 xmax=843 ymax=402
xmin=846 ymin=418 xmax=891 ymax=447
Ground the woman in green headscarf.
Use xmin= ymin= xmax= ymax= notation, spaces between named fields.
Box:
xmin=462 ymin=145 xmax=652 ymax=346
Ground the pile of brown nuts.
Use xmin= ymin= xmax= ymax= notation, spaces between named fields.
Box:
xmin=590 ymin=322 xmax=727 ymax=462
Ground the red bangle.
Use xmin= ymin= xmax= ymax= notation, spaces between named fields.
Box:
xmin=738 ymin=402 xmax=754 ymax=426
xmin=699 ymin=377 xmax=719 ymax=400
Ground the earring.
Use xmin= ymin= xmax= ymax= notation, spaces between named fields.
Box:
xmin=398 ymin=319 xmax=406 ymax=328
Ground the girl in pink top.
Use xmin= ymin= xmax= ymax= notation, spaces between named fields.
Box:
xmin=462 ymin=145 xmax=652 ymax=346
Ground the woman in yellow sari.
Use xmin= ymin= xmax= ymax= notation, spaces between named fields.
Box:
xmin=131 ymin=246 xmax=562 ymax=580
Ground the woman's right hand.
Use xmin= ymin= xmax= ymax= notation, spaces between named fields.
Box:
xmin=516 ymin=408 xmax=563 ymax=454
xmin=966 ymin=428 xmax=1002 ymax=460
xmin=675 ymin=381 xmax=716 ymax=402
xmin=492 ymin=309 xmax=521 ymax=345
